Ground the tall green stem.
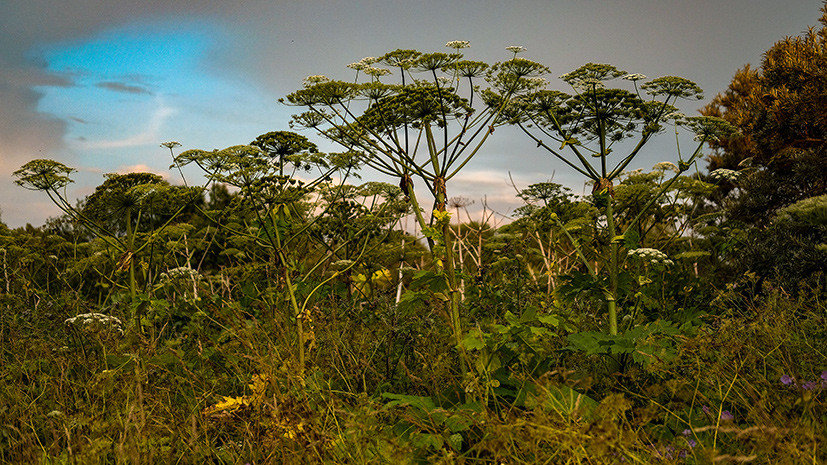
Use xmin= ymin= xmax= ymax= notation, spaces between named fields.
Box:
xmin=605 ymin=199 xmax=619 ymax=336
xmin=273 ymin=207 xmax=305 ymax=370
xmin=442 ymin=219 xmax=464 ymax=359
xmin=126 ymin=206 xmax=136 ymax=303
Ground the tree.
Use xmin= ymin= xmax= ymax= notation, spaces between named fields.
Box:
xmin=700 ymin=3 xmax=827 ymax=290
xmin=702 ymin=4 xmax=827 ymax=224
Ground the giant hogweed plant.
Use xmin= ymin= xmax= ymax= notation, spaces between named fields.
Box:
xmin=283 ymin=42 xmax=548 ymax=370
xmin=174 ymin=131 xmax=403 ymax=370
xmin=13 ymin=159 xmax=200 ymax=314
xmin=498 ymin=63 xmax=736 ymax=335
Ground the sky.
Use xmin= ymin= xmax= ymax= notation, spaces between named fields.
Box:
xmin=1 ymin=0 xmax=824 ymax=228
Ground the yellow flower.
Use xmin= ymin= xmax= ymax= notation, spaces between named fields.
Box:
xmin=432 ymin=209 xmax=452 ymax=225
xmin=203 ymin=396 xmax=248 ymax=415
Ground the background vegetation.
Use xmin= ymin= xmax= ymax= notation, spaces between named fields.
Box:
xmin=1 ymin=7 xmax=826 ymax=464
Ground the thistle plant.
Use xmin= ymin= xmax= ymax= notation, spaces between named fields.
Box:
xmin=504 ymin=63 xmax=735 ymax=335
xmin=283 ymin=42 xmax=548 ymax=366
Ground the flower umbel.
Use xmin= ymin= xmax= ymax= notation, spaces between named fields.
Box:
xmin=303 ymin=75 xmax=330 ymax=87
xmin=65 ymin=313 xmax=124 ymax=336
xmin=622 ymin=73 xmax=647 ymax=81
xmin=627 ymin=247 xmax=674 ymax=266
xmin=445 ymin=40 xmax=470 ymax=49
xmin=506 ymin=45 xmax=527 ymax=55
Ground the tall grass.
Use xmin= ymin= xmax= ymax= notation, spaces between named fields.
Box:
xmin=0 ymin=274 xmax=823 ymax=464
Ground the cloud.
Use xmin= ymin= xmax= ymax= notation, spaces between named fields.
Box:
xmin=71 ymin=100 xmax=176 ymax=150
xmin=96 ymin=81 xmax=152 ymax=95
xmin=0 ymin=83 xmax=69 ymax=226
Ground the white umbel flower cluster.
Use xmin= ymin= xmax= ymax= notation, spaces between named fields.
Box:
xmin=303 ymin=75 xmax=330 ymax=87
xmin=709 ymin=168 xmax=741 ymax=183
xmin=65 ymin=313 xmax=124 ymax=335
xmin=622 ymin=73 xmax=647 ymax=81
xmin=445 ymin=40 xmax=470 ymax=49
xmin=627 ymin=248 xmax=674 ymax=266
xmin=160 ymin=266 xmax=202 ymax=283
xmin=652 ymin=161 xmax=679 ymax=173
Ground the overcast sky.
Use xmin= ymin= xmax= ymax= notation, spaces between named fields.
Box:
xmin=1 ymin=0 xmax=823 ymax=227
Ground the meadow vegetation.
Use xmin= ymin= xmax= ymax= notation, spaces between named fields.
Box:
xmin=2 ymin=8 xmax=827 ymax=464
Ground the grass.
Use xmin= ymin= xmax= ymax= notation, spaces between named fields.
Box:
xmin=0 ymin=276 xmax=825 ymax=464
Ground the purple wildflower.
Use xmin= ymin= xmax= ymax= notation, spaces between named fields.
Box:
xmin=721 ymin=410 xmax=734 ymax=421
xmin=780 ymin=374 xmax=794 ymax=386
xmin=687 ymin=439 xmax=697 ymax=448
xmin=682 ymin=429 xmax=691 ymax=436
xmin=821 ymin=370 xmax=827 ymax=387
xmin=802 ymin=380 xmax=818 ymax=390
xmin=679 ymin=450 xmax=688 ymax=458
xmin=701 ymin=405 xmax=710 ymax=414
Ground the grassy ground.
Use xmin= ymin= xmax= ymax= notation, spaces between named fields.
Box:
xmin=0 ymin=280 xmax=825 ymax=464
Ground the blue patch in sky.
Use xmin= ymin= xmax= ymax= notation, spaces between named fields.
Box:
xmin=32 ymin=20 xmax=244 ymax=172
xmin=41 ymin=21 xmax=212 ymax=86
xmin=30 ymin=18 xmax=291 ymax=182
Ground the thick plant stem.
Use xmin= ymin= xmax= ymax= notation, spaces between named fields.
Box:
xmin=126 ymin=207 xmax=136 ymax=303
xmin=282 ymin=261 xmax=305 ymax=370
xmin=605 ymin=199 xmax=619 ymax=336
xmin=442 ymin=220 xmax=464 ymax=357
xmin=434 ymin=186 xmax=467 ymax=376
xmin=273 ymin=208 xmax=305 ymax=371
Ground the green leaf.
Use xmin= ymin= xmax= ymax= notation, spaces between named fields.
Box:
xmin=623 ymin=229 xmax=640 ymax=250
xmin=526 ymin=384 xmax=598 ymax=420
xmin=520 ymin=305 xmax=537 ymax=324
xmin=537 ymin=314 xmax=560 ymax=327
xmin=410 ymin=432 xmax=443 ymax=450
xmin=447 ymin=433 xmax=463 ymax=451
xmin=461 ymin=332 xmax=485 ymax=351
xmin=445 ymin=415 xmax=473 ymax=433
xmin=382 ymin=393 xmax=436 ymax=411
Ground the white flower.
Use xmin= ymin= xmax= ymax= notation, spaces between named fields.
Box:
xmin=506 ymin=45 xmax=527 ymax=54
xmin=303 ymin=75 xmax=330 ymax=87
xmin=364 ymin=67 xmax=391 ymax=77
xmin=652 ymin=161 xmax=679 ymax=173
xmin=627 ymin=247 xmax=673 ymax=265
xmin=359 ymin=56 xmax=379 ymax=65
xmin=622 ymin=73 xmax=647 ymax=81
xmin=65 ymin=312 xmax=124 ymax=335
xmin=446 ymin=40 xmax=470 ymax=49
xmin=524 ymin=77 xmax=548 ymax=89
xmin=665 ymin=111 xmax=686 ymax=121
xmin=436 ymin=76 xmax=452 ymax=86
xmin=347 ymin=61 xmax=368 ymax=71
xmin=332 ymin=259 xmax=355 ymax=269
xmin=569 ymin=77 xmax=605 ymax=91
xmin=709 ymin=168 xmax=741 ymax=182
xmin=161 ymin=266 xmax=202 ymax=282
